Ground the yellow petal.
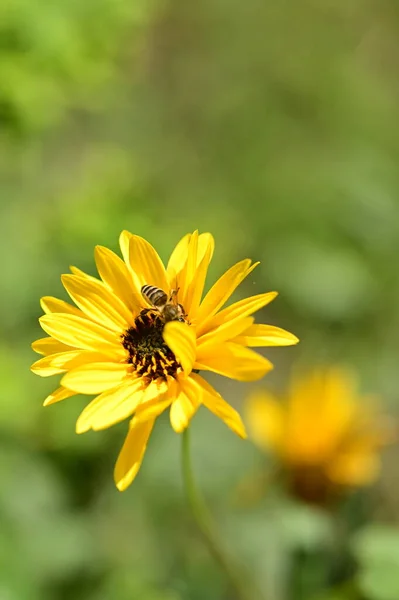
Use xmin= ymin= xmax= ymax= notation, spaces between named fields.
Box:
xmin=130 ymin=377 xmax=172 ymax=423
xmin=76 ymin=378 xmax=144 ymax=433
xmin=167 ymin=233 xmax=191 ymax=282
xmin=328 ymin=451 xmax=380 ymax=487
xmin=284 ymin=369 xmax=359 ymax=464
xmin=94 ymin=245 xmax=141 ymax=313
xmin=40 ymin=296 xmax=83 ymax=317
xmin=61 ymin=362 xmax=130 ymax=394
xmin=134 ymin=396 xmax=172 ymax=423
xmin=163 ymin=322 xmax=196 ymax=375
xmin=177 ymin=231 xmax=198 ymax=309
xmin=62 ymin=274 xmax=132 ymax=332
xmin=140 ymin=378 xmax=169 ymax=403
xmin=31 ymin=337 xmax=75 ymax=356
xmin=124 ymin=233 xmax=168 ymax=292
xmin=196 ymin=259 xmax=253 ymax=328
xmin=197 ymin=233 xmax=215 ymax=264
xmin=169 ymin=390 xmax=195 ymax=433
xmin=31 ymin=357 xmax=64 ymax=377
xmin=183 ymin=240 xmax=213 ymax=318
xmin=180 ymin=374 xmax=203 ymax=408
xmin=234 ymin=324 xmax=299 ymax=347
xmin=69 ymin=266 xmax=99 ymax=282
xmin=43 ymin=386 xmax=76 ymax=406
xmin=166 ymin=230 xmax=213 ymax=321
xmin=245 ymin=391 xmax=285 ymax=452
xmin=197 ymin=317 xmax=254 ymax=353
xmin=114 ymin=418 xmax=155 ymax=491
xmin=167 ymin=232 xmax=214 ymax=287
xmin=39 ymin=314 xmax=123 ymax=354
xmin=119 ymin=230 xmax=132 ymax=267
xmin=208 ymin=292 xmax=278 ymax=331
xmin=196 ymin=342 xmax=273 ymax=381
xmin=170 ymin=379 xmax=201 ymax=433
xmin=191 ymin=373 xmax=247 ymax=438
xmin=31 ymin=350 xmax=112 ymax=377
xmin=121 ymin=378 xmax=169 ymax=425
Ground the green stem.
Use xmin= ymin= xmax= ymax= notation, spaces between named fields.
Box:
xmin=181 ymin=427 xmax=258 ymax=600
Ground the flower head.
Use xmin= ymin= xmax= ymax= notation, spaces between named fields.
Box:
xmin=246 ymin=367 xmax=394 ymax=504
xmin=31 ymin=230 xmax=298 ymax=490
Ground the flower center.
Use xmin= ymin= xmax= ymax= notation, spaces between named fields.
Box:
xmin=121 ymin=308 xmax=181 ymax=381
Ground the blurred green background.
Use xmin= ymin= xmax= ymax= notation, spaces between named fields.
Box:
xmin=2 ymin=0 xmax=399 ymax=598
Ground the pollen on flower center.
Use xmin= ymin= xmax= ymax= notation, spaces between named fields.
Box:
xmin=121 ymin=308 xmax=181 ymax=381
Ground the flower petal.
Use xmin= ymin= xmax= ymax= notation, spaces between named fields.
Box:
xmin=191 ymin=373 xmax=247 ymax=438
xmin=94 ymin=245 xmax=141 ymax=313
xmin=119 ymin=230 xmax=132 ymax=267
xmin=197 ymin=317 xmax=254 ymax=353
xmin=234 ymin=324 xmax=299 ymax=347
xmin=197 ymin=233 xmax=215 ymax=264
xmin=39 ymin=314 xmax=123 ymax=354
xmin=169 ymin=391 xmax=195 ymax=433
xmin=196 ymin=260 xmax=258 ymax=333
xmin=31 ymin=337 xmax=75 ymax=356
xmin=196 ymin=342 xmax=273 ymax=381
xmin=207 ymin=292 xmax=278 ymax=332
xmin=140 ymin=378 xmax=169 ymax=403
xmin=31 ymin=350 xmax=112 ymax=377
xmin=131 ymin=378 xmax=173 ymax=423
xmin=31 ymin=357 xmax=64 ymax=377
xmin=176 ymin=231 xmax=198 ymax=308
xmin=69 ymin=266 xmax=99 ymax=282
xmin=167 ymin=232 xmax=214 ymax=286
xmin=284 ymin=369 xmax=359 ymax=464
xmin=114 ymin=418 xmax=155 ymax=491
xmin=170 ymin=378 xmax=201 ymax=433
xmin=163 ymin=322 xmax=196 ymax=375
xmin=40 ymin=296 xmax=83 ymax=317
xmin=76 ymin=378 xmax=145 ymax=433
xmin=184 ymin=239 xmax=214 ymax=318
xmin=166 ymin=233 xmax=190 ymax=281
xmin=245 ymin=391 xmax=285 ymax=452
xmin=62 ymin=275 xmax=132 ymax=332
xmin=328 ymin=451 xmax=380 ymax=486
xmin=62 ymin=363 xmax=130 ymax=394
xmin=123 ymin=233 xmax=168 ymax=292
xmin=43 ymin=386 xmax=76 ymax=407
xmin=134 ymin=396 xmax=172 ymax=423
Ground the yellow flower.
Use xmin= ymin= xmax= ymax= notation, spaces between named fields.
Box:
xmin=31 ymin=230 xmax=298 ymax=490
xmin=246 ymin=367 xmax=394 ymax=502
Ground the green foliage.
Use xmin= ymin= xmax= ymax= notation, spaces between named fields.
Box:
xmin=352 ymin=526 xmax=399 ymax=600
xmin=0 ymin=0 xmax=150 ymax=135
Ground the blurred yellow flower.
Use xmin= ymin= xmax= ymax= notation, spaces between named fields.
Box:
xmin=31 ymin=230 xmax=298 ymax=490
xmin=246 ymin=368 xmax=394 ymax=503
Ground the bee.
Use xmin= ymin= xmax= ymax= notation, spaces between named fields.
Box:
xmin=141 ymin=285 xmax=186 ymax=323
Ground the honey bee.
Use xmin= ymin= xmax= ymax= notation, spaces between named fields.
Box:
xmin=141 ymin=285 xmax=186 ymax=323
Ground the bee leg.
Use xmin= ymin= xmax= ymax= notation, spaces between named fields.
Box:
xmin=169 ymin=288 xmax=180 ymax=302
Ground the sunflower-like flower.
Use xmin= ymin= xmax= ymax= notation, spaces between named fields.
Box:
xmin=246 ymin=367 xmax=394 ymax=504
xmin=31 ymin=231 xmax=298 ymax=490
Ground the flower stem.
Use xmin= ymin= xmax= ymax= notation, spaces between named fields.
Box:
xmin=181 ymin=427 xmax=258 ymax=600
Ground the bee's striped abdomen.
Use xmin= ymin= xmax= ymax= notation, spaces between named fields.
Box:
xmin=141 ymin=285 xmax=168 ymax=307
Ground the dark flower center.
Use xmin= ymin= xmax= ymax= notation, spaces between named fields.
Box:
xmin=121 ymin=309 xmax=181 ymax=381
